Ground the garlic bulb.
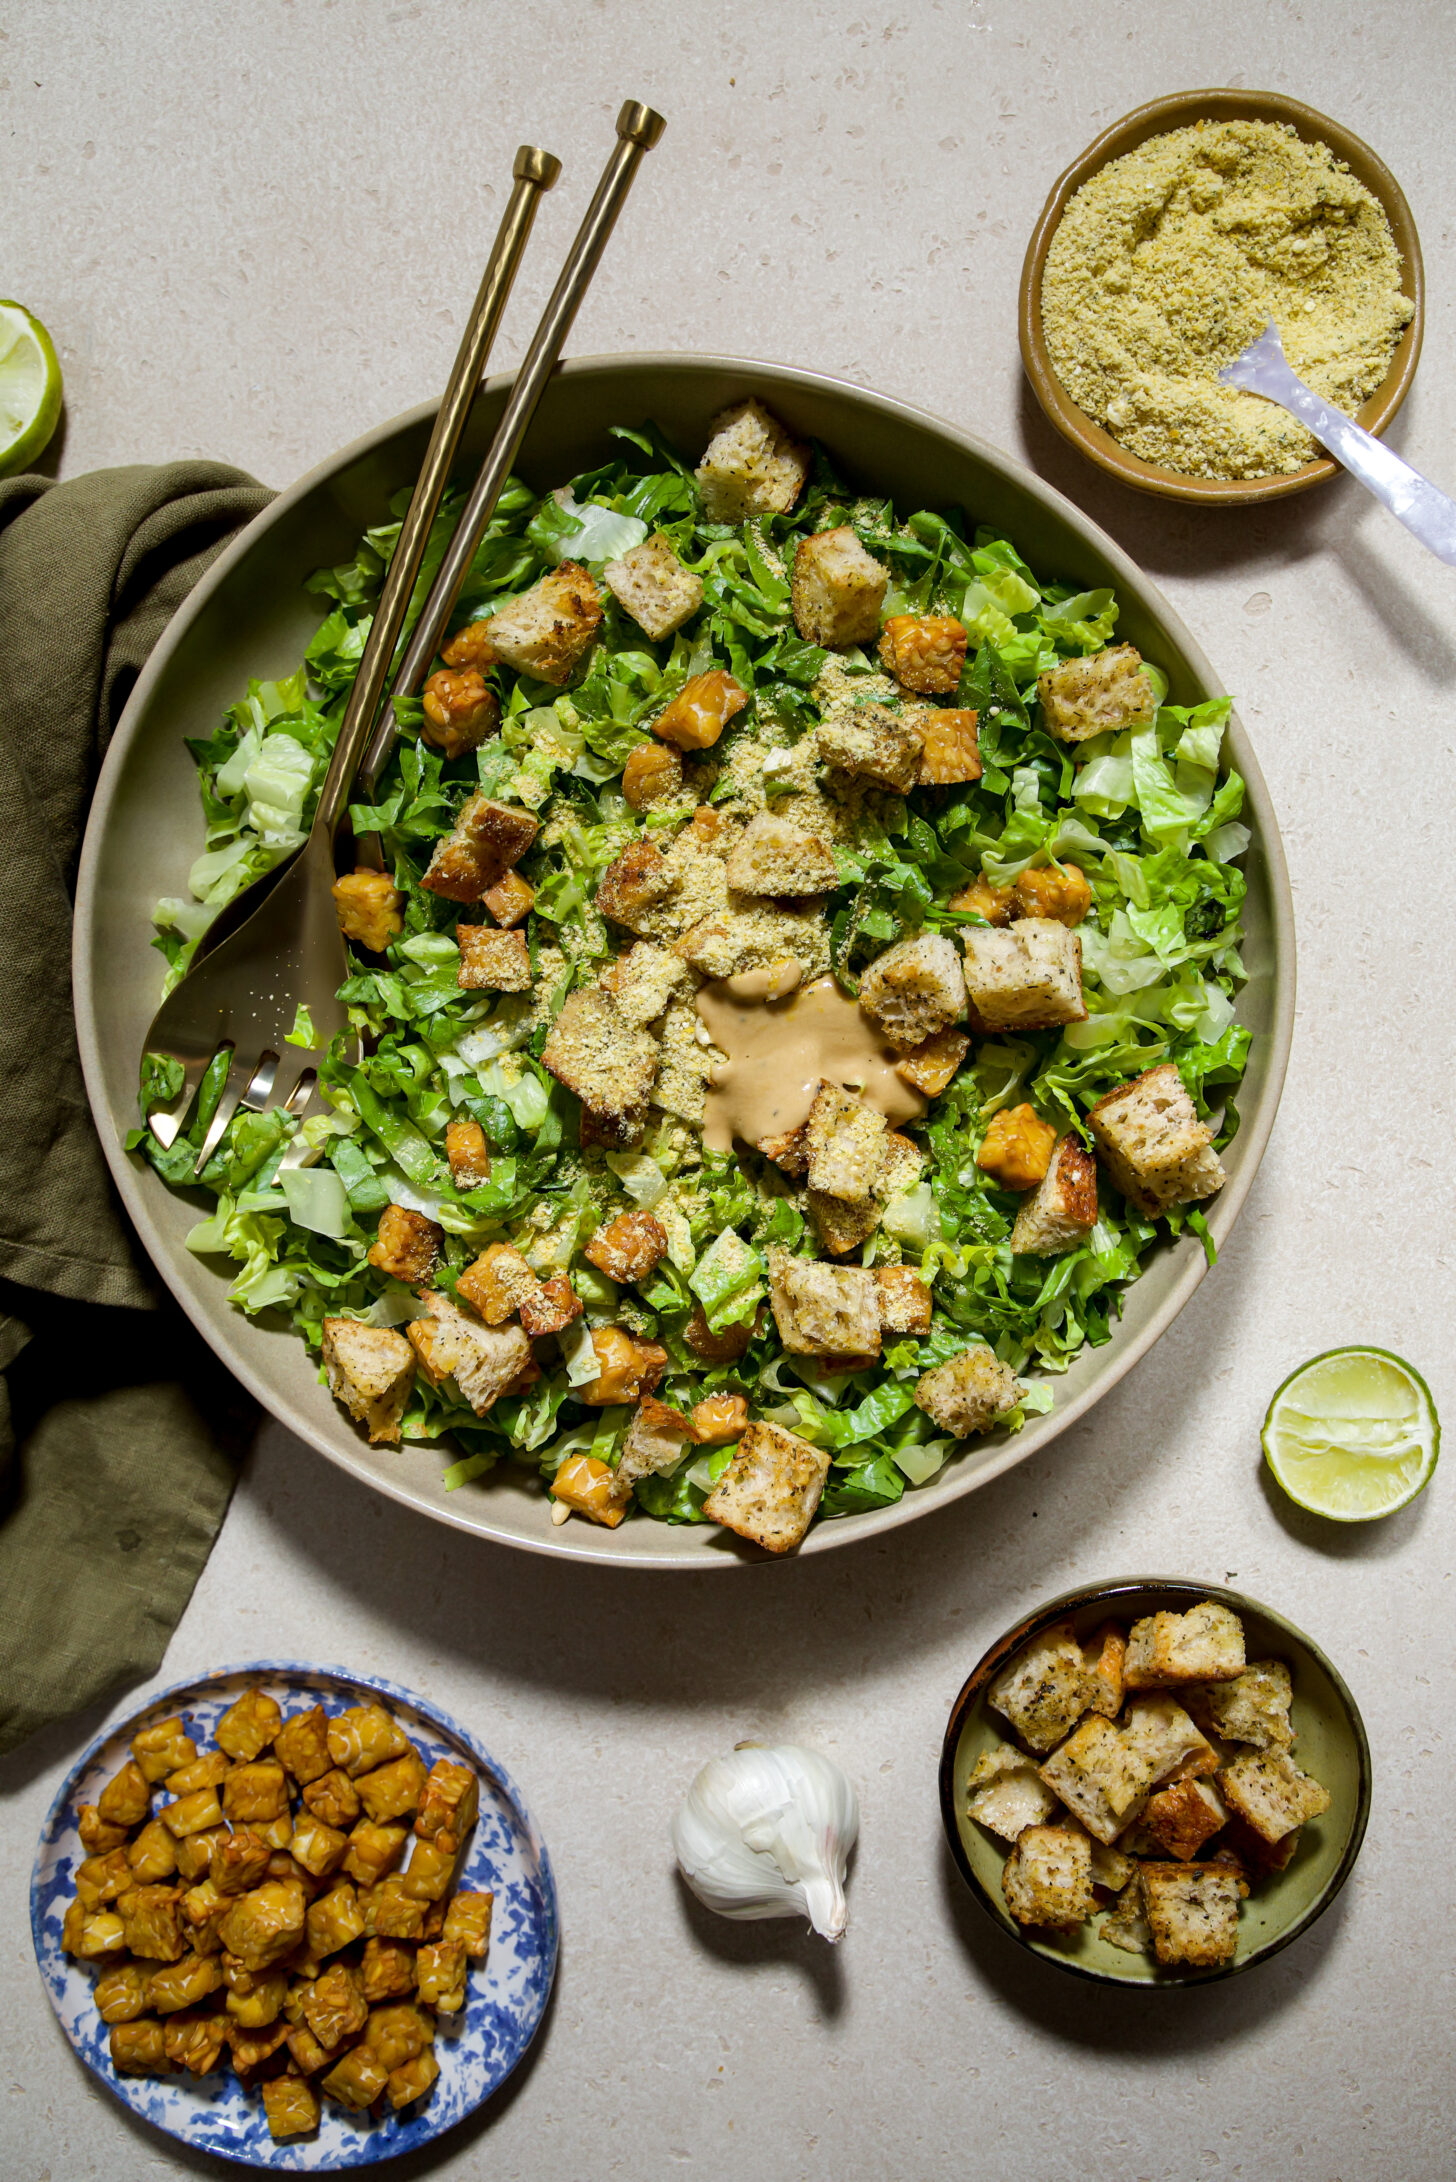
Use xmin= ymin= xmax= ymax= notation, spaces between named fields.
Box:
xmin=671 ymin=1742 xmax=859 ymax=1942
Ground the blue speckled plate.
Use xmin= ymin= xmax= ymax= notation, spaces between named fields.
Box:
xmin=30 ymin=1662 xmax=558 ymax=2169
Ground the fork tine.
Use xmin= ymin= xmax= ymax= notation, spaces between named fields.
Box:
xmin=192 ymin=1051 xmax=253 ymax=1177
xmin=146 ymin=1052 xmax=212 ymax=1149
xmin=277 ymin=1072 xmax=325 ymax=1173
xmin=241 ymin=1052 xmax=280 ymax=1109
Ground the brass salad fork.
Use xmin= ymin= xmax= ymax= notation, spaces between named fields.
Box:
xmin=142 ymin=103 xmax=665 ymax=1179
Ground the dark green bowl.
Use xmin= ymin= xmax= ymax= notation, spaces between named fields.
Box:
xmin=940 ymin=1578 xmax=1371 ymax=1985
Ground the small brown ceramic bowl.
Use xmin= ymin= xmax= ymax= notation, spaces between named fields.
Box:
xmin=1019 ymin=89 xmax=1425 ymax=506
xmin=940 ymin=1578 xmax=1372 ymax=1985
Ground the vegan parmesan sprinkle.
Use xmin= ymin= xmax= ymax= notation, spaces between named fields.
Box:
xmin=1041 ymin=119 xmax=1414 ymax=479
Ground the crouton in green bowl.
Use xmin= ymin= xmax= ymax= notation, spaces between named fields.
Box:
xmin=940 ymin=1578 xmax=1370 ymax=1984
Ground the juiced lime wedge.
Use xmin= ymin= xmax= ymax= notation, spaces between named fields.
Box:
xmin=1262 ymin=1347 xmax=1438 ymax=1521
xmin=0 ymin=300 xmax=63 ymax=477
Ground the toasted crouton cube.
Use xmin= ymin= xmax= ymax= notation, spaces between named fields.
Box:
xmin=1001 ymin=1824 xmax=1095 ymax=1930
xmin=1088 ymin=1062 xmax=1227 ymax=1218
xmin=482 ymin=867 xmax=535 ymax=928
xmin=1011 ymin=1134 xmax=1099 ymax=1257
xmin=1185 ymin=1660 xmax=1295 ymax=1751
xmin=1101 ymin=1874 xmax=1153 ymax=1955
xmin=617 ymin=1396 xmax=693 ymax=1488
xmin=549 ymin=1452 xmax=630 ymax=1527
xmin=914 ymin=1346 xmax=1021 ymax=1438
xmin=518 ymin=1274 xmax=581 ymax=1338
xmin=621 ymin=740 xmax=685 ymax=811
xmin=1088 ymin=1837 xmax=1137 ymax=1892
xmin=1141 ymin=1861 xmax=1244 ymax=1967
xmin=966 ymin=1744 xmax=1061 ymax=1840
xmin=596 ymin=839 xmax=679 ymax=934
xmin=874 ymin=1264 xmax=933 ymax=1336
xmin=407 ymin=1293 xmax=533 ymax=1417
xmin=757 ymin=1121 xmax=810 ymax=1176
xmin=1143 ymin=1776 xmax=1228 ymax=1861
xmin=895 ymin=1025 xmax=968 ymax=1097
xmin=421 ymin=794 xmax=540 ymax=904
xmin=702 ymin=1419 xmax=830 ymax=1554
xmin=480 ymin=561 xmax=601 ymax=685
xmin=1218 ymin=1748 xmax=1331 ymax=1844
xmin=696 ymin=397 xmax=810 ymax=521
xmin=586 ymin=1209 xmax=669 ymax=1285
xmin=963 ymin=918 xmax=1085 ymax=1032
xmin=791 ymin=525 xmax=888 ymax=648
xmin=1013 ymin=862 xmax=1092 ymax=927
xmin=540 ymin=988 xmax=661 ymax=1126
xmin=1039 ymin=1716 xmax=1158 ymax=1844
xmin=601 ymin=940 xmax=689 ymax=1027
xmin=1082 ymin=1623 xmax=1126 ymax=1718
xmin=604 ymin=531 xmax=704 ymax=640
xmin=333 ymin=867 xmax=404 ymax=952
xmin=1125 ymin=1599 xmax=1246 ymax=1687
xmin=457 ymin=924 xmax=532 ymax=992
xmin=263 ymin=2075 xmax=320 ymax=2141
xmin=910 ymin=705 xmax=982 ymax=786
xmin=444 ymin=1117 xmax=491 ymax=1191
xmin=1123 ymin=1694 xmax=1218 ymax=1786
xmin=977 ymin=1103 xmax=1058 ymax=1192
xmin=456 ymin=1241 xmax=539 ymax=1325
xmin=725 ymin=810 xmax=839 ymax=897
xmin=367 ymin=1203 xmax=443 ymax=1286
xmin=320 ymin=1319 xmax=415 ymax=1446
xmin=421 ymin=666 xmax=500 ymax=758
xmin=1038 ymin=643 xmax=1156 ymax=743
xmin=879 ymin=613 xmax=967 ymax=695
xmin=858 ymin=932 xmax=967 ymax=1053
xmin=767 ymin=1249 xmax=881 ymax=1357
xmin=816 ymin=703 xmax=923 ymax=792
xmin=805 ymin=1082 xmax=889 ymax=1204
xmin=987 ymin=1622 xmax=1096 ymax=1755
xmin=806 ymin=1189 xmax=880 ymax=1258
xmin=652 ymin=667 xmax=750 ymax=752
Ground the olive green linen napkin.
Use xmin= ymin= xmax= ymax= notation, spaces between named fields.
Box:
xmin=0 ymin=462 xmax=272 ymax=1755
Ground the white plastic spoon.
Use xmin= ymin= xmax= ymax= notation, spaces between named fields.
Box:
xmin=1219 ymin=321 xmax=1456 ymax=567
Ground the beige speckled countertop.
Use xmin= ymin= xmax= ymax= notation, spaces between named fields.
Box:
xmin=5 ymin=4 xmax=1454 ymax=2176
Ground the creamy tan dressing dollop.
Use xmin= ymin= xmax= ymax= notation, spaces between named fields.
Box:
xmin=696 ymin=968 xmax=927 ymax=1154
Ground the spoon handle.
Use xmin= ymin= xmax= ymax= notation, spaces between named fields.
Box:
xmin=1221 ymin=322 xmax=1456 ymax=567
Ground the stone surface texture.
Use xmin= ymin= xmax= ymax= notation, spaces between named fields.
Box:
xmin=4 ymin=3 xmax=1454 ymax=2177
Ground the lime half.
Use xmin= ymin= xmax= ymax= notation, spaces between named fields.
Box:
xmin=1263 ymin=1347 xmax=1439 ymax=1521
xmin=0 ymin=300 xmax=62 ymax=477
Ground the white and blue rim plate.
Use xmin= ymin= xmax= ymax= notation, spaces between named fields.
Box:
xmin=30 ymin=1662 xmax=558 ymax=2170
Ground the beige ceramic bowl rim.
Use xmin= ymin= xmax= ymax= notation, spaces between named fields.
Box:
xmin=1019 ymin=87 xmax=1426 ymax=506
xmin=938 ymin=1576 xmax=1373 ymax=1985
xmin=73 ymin=350 xmax=1296 ymax=1569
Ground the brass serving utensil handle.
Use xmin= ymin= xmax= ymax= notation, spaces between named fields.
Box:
xmin=353 ymin=100 xmax=666 ymax=810
xmin=312 ymin=143 xmax=562 ymax=838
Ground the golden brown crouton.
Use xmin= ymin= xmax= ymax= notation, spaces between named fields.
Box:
xmin=767 ymin=1249 xmax=881 ymax=1358
xmin=1088 ymin=1062 xmax=1227 ymax=1219
xmin=456 ymin=1241 xmax=539 ymax=1325
xmin=791 ymin=525 xmax=888 ymax=648
xmin=421 ymin=795 xmax=540 ymax=904
xmin=1125 ymin=1600 xmax=1246 ymax=1687
xmin=585 ymin=1209 xmax=669 ymax=1283
xmin=444 ymin=1117 xmax=491 ymax=1191
xmin=481 ymin=561 xmax=602 ymax=686
xmin=1038 ymin=1715 xmax=1158 ymax=1844
xmin=914 ymin=1346 xmax=1021 ymax=1438
xmin=540 ymin=987 xmax=661 ymax=1131
xmin=695 ymin=397 xmax=810 ymax=521
xmin=963 ymin=919 xmax=1086 ymax=1031
xmin=977 ymin=1103 xmax=1058 ymax=1191
xmin=895 ymin=1025 xmax=969 ymax=1097
xmin=858 ymin=931 xmax=967 ymax=1052
xmin=1001 ymin=1823 xmax=1095 ymax=1929
xmin=368 ymin=1203 xmax=443 ymax=1285
xmin=1038 ymin=643 xmax=1155 ymax=743
xmin=1010 ymin=1134 xmax=1099 ymax=1257
xmin=319 ymin=1318 xmax=416 ymax=1445
xmin=457 ymin=924 xmax=532 ymax=992
xmin=1185 ymin=1661 xmax=1295 ymax=1751
xmin=965 ymin=1744 xmax=1062 ymax=1840
xmin=407 ymin=1293 xmax=533 ymax=1417
xmin=1013 ymin=862 xmax=1092 ymax=927
xmin=596 ymin=838 xmax=680 ymax=934
xmin=816 ymin=703 xmax=923 ymax=792
xmin=702 ymin=1418 xmax=829 ymax=1553
xmin=1101 ymin=1874 xmax=1153 ymax=1954
xmin=1140 ymin=1861 xmax=1244 ymax=1967
xmin=421 ymin=667 xmax=500 ymax=759
xmin=1142 ymin=1776 xmax=1228 ymax=1861
xmin=482 ymin=868 xmax=534 ymax=928
xmin=603 ymin=531 xmax=704 ymax=640
xmin=725 ymin=810 xmax=839 ymax=896
xmin=806 ymin=1189 xmax=881 ymax=1258
xmin=621 ymin=740 xmax=685 ymax=811
xmin=879 ymin=613 xmax=967 ymax=695
xmin=1082 ymin=1622 xmax=1126 ymax=1718
xmin=332 ymin=868 xmax=404 ymax=953
xmin=805 ymin=1082 xmax=889 ymax=1204
xmin=1218 ymin=1748 xmax=1330 ymax=1844
xmin=873 ymin=1264 xmax=933 ymax=1336
xmin=987 ymin=1622 xmax=1096 ymax=1754
xmin=757 ymin=1122 xmax=810 ymax=1176
xmin=911 ymin=705 xmax=983 ymax=785
xmin=617 ymin=1395 xmax=693 ymax=1487
xmin=600 ymin=940 xmax=689 ymax=1028
xmin=652 ymin=667 xmax=750 ymax=752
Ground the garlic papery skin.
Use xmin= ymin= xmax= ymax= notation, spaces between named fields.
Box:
xmin=670 ymin=1743 xmax=860 ymax=1942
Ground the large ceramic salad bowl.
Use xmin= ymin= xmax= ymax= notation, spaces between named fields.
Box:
xmin=73 ymin=353 xmax=1293 ymax=1566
